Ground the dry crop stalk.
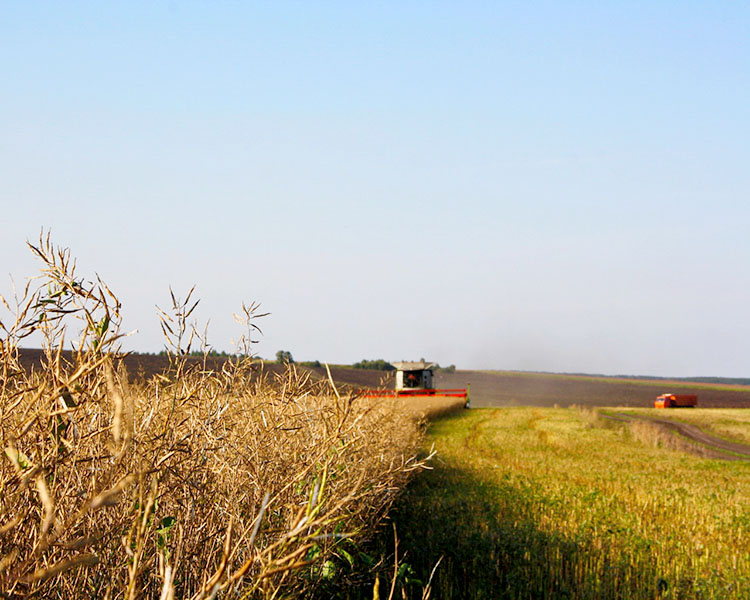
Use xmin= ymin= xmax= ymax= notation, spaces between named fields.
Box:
xmin=0 ymin=234 xmax=429 ymax=599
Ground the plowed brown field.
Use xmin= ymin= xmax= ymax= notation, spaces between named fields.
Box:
xmin=434 ymin=370 xmax=750 ymax=408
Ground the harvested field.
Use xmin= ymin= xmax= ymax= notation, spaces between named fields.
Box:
xmin=621 ymin=407 xmax=750 ymax=445
xmin=601 ymin=410 xmax=750 ymax=460
xmin=388 ymin=407 xmax=750 ymax=599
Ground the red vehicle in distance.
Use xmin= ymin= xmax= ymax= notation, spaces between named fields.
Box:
xmin=654 ymin=393 xmax=697 ymax=408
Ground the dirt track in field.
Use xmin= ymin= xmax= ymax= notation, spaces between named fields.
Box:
xmin=603 ymin=412 xmax=750 ymax=460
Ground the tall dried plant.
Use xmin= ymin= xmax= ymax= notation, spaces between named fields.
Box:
xmin=0 ymin=234 xmax=430 ymax=599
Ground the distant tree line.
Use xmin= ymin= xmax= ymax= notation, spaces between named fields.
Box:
xmin=276 ymin=350 xmax=294 ymax=364
xmin=299 ymin=360 xmax=322 ymax=368
xmin=149 ymin=349 xmax=458 ymax=373
xmin=351 ymin=359 xmax=457 ymax=372
xmin=158 ymin=349 xmax=237 ymax=358
xmin=272 ymin=351 xmax=323 ymax=368
xmin=352 ymin=359 xmax=395 ymax=371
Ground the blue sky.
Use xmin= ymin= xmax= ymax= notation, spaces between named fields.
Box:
xmin=2 ymin=2 xmax=749 ymax=376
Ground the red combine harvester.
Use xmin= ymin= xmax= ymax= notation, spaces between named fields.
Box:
xmin=360 ymin=361 xmax=470 ymax=408
xmin=654 ymin=393 xmax=697 ymax=408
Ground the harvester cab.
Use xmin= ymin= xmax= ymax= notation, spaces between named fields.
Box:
xmin=393 ymin=361 xmax=434 ymax=391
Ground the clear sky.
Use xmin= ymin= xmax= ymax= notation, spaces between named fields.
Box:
xmin=2 ymin=2 xmax=749 ymax=376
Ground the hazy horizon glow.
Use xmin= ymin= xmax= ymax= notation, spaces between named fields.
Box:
xmin=2 ymin=2 xmax=749 ymax=377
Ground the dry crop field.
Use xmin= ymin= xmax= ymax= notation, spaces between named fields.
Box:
xmin=0 ymin=237 xmax=464 ymax=599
